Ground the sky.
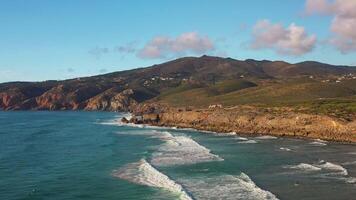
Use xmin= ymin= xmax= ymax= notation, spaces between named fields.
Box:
xmin=0 ymin=0 xmax=355 ymax=83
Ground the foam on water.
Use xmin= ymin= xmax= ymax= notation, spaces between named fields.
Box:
xmin=315 ymin=160 xmax=348 ymax=176
xmin=279 ymin=147 xmax=292 ymax=151
xmin=255 ymin=136 xmax=278 ymax=140
xmin=285 ymin=163 xmax=322 ymax=172
xmin=116 ymin=130 xmax=223 ymax=167
xmin=234 ymin=136 xmax=249 ymax=141
xmin=116 ymin=130 xmax=172 ymax=138
xmin=238 ymin=140 xmax=258 ymax=144
xmin=342 ymin=161 xmax=356 ymax=166
xmin=314 ymin=139 xmax=328 ymax=143
xmin=113 ymin=159 xmax=193 ymax=200
xmin=213 ymin=131 xmax=237 ymax=136
xmin=179 ymin=173 xmax=279 ymax=200
xmin=309 ymin=141 xmax=327 ymax=146
xmin=150 ymin=131 xmax=223 ymax=166
xmin=284 ymin=160 xmax=355 ymax=184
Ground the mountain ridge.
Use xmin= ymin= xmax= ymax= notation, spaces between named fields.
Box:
xmin=1 ymin=56 xmax=355 ymax=115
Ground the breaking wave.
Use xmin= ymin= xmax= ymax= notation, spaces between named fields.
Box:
xmin=255 ymin=136 xmax=278 ymax=140
xmin=150 ymin=131 xmax=223 ymax=166
xmin=116 ymin=130 xmax=223 ymax=167
xmin=284 ymin=160 xmax=355 ymax=184
xmin=179 ymin=173 xmax=279 ymax=200
xmin=113 ymin=159 xmax=193 ymax=200
xmin=279 ymin=147 xmax=292 ymax=152
xmin=342 ymin=161 xmax=356 ymax=166
xmin=316 ymin=161 xmax=348 ymax=176
xmin=235 ymin=136 xmax=249 ymax=141
xmin=238 ymin=140 xmax=258 ymax=144
xmin=309 ymin=141 xmax=327 ymax=146
xmin=284 ymin=163 xmax=321 ymax=172
xmin=309 ymin=139 xmax=328 ymax=146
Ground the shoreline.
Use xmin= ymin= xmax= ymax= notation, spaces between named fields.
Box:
xmin=126 ymin=106 xmax=356 ymax=143
xmin=125 ymin=119 xmax=355 ymax=144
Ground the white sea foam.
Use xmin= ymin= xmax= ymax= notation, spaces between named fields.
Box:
xmin=284 ymin=163 xmax=322 ymax=172
xmin=116 ymin=130 xmax=223 ymax=166
xmin=113 ymin=159 xmax=193 ymax=200
xmin=314 ymin=139 xmax=328 ymax=143
xmin=342 ymin=161 xmax=356 ymax=166
xmin=309 ymin=141 xmax=327 ymax=146
xmin=116 ymin=130 xmax=172 ymax=138
xmin=150 ymin=131 xmax=223 ymax=166
xmin=179 ymin=173 xmax=279 ymax=200
xmin=308 ymin=139 xmax=328 ymax=146
xmin=238 ymin=140 xmax=258 ymax=144
xmin=213 ymin=131 xmax=237 ymax=136
xmin=285 ymin=161 xmax=348 ymax=175
xmin=315 ymin=160 xmax=348 ymax=176
xmin=234 ymin=136 xmax=249 ymax=141
xmin=344 ymin=177 xmax=356 ymax=184
xmin=284 ymin=160 xmax=355 ymax=184
xmin=279 ymin=147 xmax=292 ymax=151
xmin=255 ymin=136 xmax=277 ymax=140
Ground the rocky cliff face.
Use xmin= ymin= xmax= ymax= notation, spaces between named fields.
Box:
xmin=0 ymin=83 xmax=140 ymax=111
xmin=85 ymin=89 xmax=137 ymax=111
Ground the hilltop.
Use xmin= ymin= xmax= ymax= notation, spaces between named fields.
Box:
xmin=1 ymin=55 xmax=355 ymax=120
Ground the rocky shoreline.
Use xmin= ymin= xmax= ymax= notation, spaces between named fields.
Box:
xmin=122 ymin=104 xmax=356 ymax=143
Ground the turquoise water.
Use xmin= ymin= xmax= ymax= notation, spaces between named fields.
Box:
xmin=0 ymin=112 xmax=355 ymax=200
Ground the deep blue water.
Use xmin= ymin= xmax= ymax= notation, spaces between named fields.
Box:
xmin=0 ymin=112 xmax=355 ymax=200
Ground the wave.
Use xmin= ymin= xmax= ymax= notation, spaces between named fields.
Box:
xmin=309 ymin=139 xmax=328 ymax=146
xmin=342 ymin=161 xmax=356 ymax=166
xmin=284 ymin=160 xmax=355 ymax=184
xmin=285 ymin=161 xmax=348 ymax=175
xmin=279 ymin=147 xmax=292 ymax=151
xmin=238 ymin=140 xmax=257 ymax=144
xmin=284 ymin=163 xmax=321 ymax=172
xmin=116 ymin=130 xmax=223 ymax=167
xmin=314 ymin=139 xmax=328 ymax=143
xmin=179 ymin=173 xmax=279 ymax=200
xmin=150 ymin=131 xmax=223 ymax=167
xmin=213 ymin=131 xmax=237 ymax=136
xmin=113 ymin=159 xmax=193 ymax=200
xmin=234 ymin=136 xmax=249 ymax=141
xmin=315 ymin=160 xmax=348 ymax=176
xmin=309 ymin=141 xmax=327 ymax=146
xmin=255 ymin=136 xmax=277 ymax=140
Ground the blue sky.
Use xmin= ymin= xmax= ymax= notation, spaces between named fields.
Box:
xmin=0 ymin=0 xmax=355 ymax=83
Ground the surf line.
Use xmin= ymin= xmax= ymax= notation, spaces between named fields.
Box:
xmin=113 ymin=159 xmax=195 ymax=200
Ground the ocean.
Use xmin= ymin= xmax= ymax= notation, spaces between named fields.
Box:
xmin=0 ymin=111 xmax=355 ymax=200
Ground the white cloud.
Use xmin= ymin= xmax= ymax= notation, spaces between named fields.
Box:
xmin=138 ymin=32 xmax=215 ymax=59
xmin=305 ymin=0 xmax=356 ymax=53
xmin=249 ymin=20 xmax=316 ymax=56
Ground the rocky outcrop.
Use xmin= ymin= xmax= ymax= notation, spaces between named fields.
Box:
xmin=0 ymin=89 xmax=27 ymax=110
xmin=0 ymin=81 xmax=140 ymax=111
xmin=34 ymin=84 xmax=104 ymax=110
xmin=85 ymin=89 xmax=137 ymax=111
xmin=133 ymin=106 xmax=356 ymax=142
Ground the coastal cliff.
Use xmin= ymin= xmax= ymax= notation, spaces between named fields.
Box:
xmin=129 ymin=105 xmax=356 ymax=142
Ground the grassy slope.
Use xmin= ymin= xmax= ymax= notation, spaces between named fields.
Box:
xmin=155 ymin=78 xmax=356 ymax=120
